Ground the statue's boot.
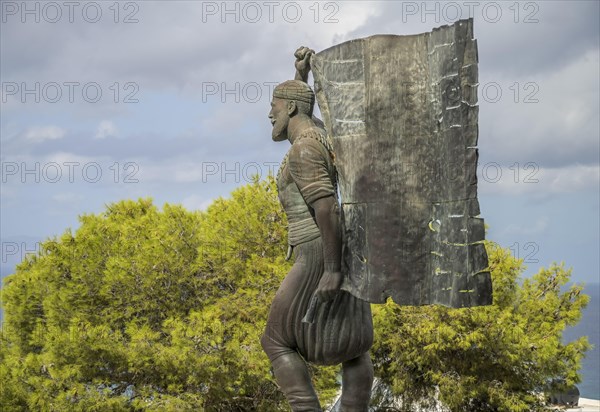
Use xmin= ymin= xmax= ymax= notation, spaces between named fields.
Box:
xmin=339 ymin=352 xmax=373 ymax=412
xmin=271 ymin=352 xmax=322 ymax=411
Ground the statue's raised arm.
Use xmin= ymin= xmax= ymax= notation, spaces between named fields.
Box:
xmin=293 ymin=46 xmax=315 ymax=82
xmin=293 ymin=46 xmax=326 ymax=130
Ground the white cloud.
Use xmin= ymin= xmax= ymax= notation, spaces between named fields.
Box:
xmin=137 ymin=157 xmax=279 ymax=185
xmin=480 ymin=48 xmax=599 ymax=167
xmin=181 ymin=194 xmax=213 ymax=211
xmin=42 ymin=152 xmax=103 ymax=166
xmin=545 ymin=164 xmax=600 ymax=194
xmin=52 ymin=192 xmax=84 ymax=203
xmin=23 ymin=126 xmax=65 ymax=142
xmin=479 ymin=164 xmax=600 ymax=196
xmin=1 ymin=2 xmax=382 ymax=93
xmin=95 ymin=120 xmax=118 ymax=139
xmin=173 ymin=163 xmax=204 ymax=183
xmin=501 ymin=216 xmax=549 ymax=236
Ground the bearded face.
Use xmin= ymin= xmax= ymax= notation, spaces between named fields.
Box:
xmin=269 ymin=97 xmax=290 ymax=142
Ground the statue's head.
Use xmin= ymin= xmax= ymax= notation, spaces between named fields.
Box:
xmin=269 ymin=80 xmax=315 ymax=142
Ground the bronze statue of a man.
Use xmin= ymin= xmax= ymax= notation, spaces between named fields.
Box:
xmin=261 ymin=49 xmax=374 ymax=411
xmin=261 ymin=19 xmax=493 ymax=410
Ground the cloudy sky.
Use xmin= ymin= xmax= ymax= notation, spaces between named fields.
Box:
xmin=1 ymin=1 xmax=598 ymax=285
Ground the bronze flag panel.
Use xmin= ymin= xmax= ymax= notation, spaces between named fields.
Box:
xmin=311 ymin=19 xmax=492 ymax=307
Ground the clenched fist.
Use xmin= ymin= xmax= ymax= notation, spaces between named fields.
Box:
xmin=294 ymin=46 xmax=315 ymax=82
xmin=315 ymin=270 xmax=343 ymax=301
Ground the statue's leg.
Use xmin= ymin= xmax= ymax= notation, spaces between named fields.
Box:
xmin=339 ymin=352 xmax=373 ymax=412
xmin=264 ymin=346 xmax=322 ymax=412
xmin=261 ymin=326 xmax=321 ymax=411
xmin=260 ymin=240 xmax=323 ymax=411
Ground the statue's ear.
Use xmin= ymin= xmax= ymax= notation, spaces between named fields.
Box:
xmin=287 ymin=100 xmax=297 ymax=116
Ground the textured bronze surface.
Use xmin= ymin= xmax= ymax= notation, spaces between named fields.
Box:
xmin=312 ymin=19 xmax=492 ymax=307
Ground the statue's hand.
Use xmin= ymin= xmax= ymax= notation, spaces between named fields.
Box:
xmin=294 ymin=46 xmax=315 ymax=81
xmin=315 ymin=270 xmax=343 ymax=301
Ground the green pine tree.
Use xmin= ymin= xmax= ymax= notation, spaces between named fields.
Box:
xmin=1 ymin=177 xmax=590 ymax=411
xmin=371 ymin=242 xmax=590 ymax=411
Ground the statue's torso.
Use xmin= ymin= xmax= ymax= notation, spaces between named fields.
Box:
xmin=277 ymin=126 xmax=336 ymax=246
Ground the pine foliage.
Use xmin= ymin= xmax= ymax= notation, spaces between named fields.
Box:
xmin=1 ymin=177 xmax=589 ymax=411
